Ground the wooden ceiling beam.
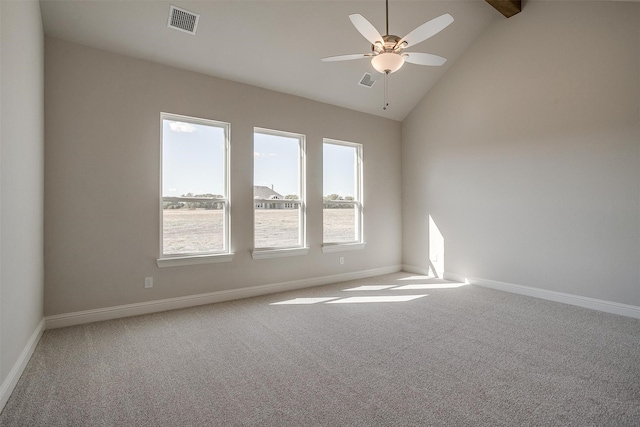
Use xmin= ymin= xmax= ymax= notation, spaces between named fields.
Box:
xmin=485 ymin=0 xmax=522 ymax=18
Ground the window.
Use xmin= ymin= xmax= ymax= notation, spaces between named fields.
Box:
xmin=322 ymin=139 xmax=364 ymax=252
xmin=253 ymin=128 xmax=307 ymax=258
xmin=158 ymin=113 xmax=231 ymax=266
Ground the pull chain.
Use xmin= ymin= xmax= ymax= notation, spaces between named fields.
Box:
xmin=383 ymin=71 xmax=389 ymax=110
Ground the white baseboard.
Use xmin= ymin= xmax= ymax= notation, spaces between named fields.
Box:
xmin=443 ymin=272 xmax=467 ymax=283
xmin=401 ymin=264 xmax=429 ymax=275
xmin=0 ymin=318 xmax=44 ymax=412
xmin=45 ymin=265 xmax=403 ymax=329
xmin=445 ymin=272 xmax=640 ymax=319
xmin=401 ymin=264 xmax=434 ymax=276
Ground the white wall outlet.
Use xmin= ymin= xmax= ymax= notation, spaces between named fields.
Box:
xmin=339 ymin=257 xmax=345 ymax=265
xmin=144 ymin=277 xmax=153 ymax=289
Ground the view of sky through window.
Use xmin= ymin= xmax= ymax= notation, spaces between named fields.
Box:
xmin=164 ymin=121 xmax=355 ymax=199
xmin=323 ymin=143 xmax=356 ymax=198
xmin=253 ymin=132 xmax=299 ymax=196
xmin=162 ymin=120 xmax=225 ymax=197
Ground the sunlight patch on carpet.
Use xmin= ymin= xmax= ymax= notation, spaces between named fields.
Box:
xmin=271 ymin=297 xmax=339 ymax=305
xmin=343 ymin=285 xmax=396 ymax=291
xmin=326 ymin=295 xmax=428 ymax=304
xmin=393 ymin=283 xmax=467 ymax=290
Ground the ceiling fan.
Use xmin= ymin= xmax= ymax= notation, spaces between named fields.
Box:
xmin=322 ymin=0 xmax=454 ymax=109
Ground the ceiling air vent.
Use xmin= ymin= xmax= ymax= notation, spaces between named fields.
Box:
xmin=358 ymin=73 xmax=376 ymax=88
xmin=168 ymin=5 xmax=199 ymax=35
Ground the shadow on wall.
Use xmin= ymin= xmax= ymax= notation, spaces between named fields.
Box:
xmin=429 ymin=215 xmax=445 ymax=277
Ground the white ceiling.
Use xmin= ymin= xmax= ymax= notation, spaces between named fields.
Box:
xmin=40 ymin=1 xmax=501 ymax=121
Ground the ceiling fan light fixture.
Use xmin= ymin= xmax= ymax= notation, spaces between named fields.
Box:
xmin=323 ymin=0 xmax=454 ymax=110
xmin=371 ymin=52 xmax=404 ymax=74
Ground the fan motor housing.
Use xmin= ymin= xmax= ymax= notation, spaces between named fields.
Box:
xmin=372 ymin=35 xmax=405 ymax=54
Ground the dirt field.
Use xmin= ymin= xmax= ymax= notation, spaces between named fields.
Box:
xmin=163 ymin=208 xmax=356 ymax=254
xmin=322 ymin=208 xmax=357 ymax=243
xmin=163 ymin=209 xmax=224 ymax=254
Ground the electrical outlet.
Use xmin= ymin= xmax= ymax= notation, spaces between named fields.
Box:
xmin=339 ymin=257 xmax=345 ymax=265
xmin=144 ymin=277 xmax=153 ymax=289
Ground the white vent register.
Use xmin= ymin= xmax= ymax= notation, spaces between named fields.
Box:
xmin=358 ymin=73 xmax=376 ymax=88
xmin=168 ymin=5 xmax=199 ymax=35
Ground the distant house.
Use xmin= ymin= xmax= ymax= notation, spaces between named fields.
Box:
xmin=254 ymin=186 xmax=297 ymax=209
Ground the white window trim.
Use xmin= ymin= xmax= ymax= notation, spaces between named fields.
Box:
xmin=157 ymin=253 xmax=234 ymax=268
xmin=322 ymin=138 xmax=364 ymax=246
xmin=158 ymin=113 xmax=232 ymax=264
xmin=252 ymin=127 xmax=306 ymax=257
xmin=252 ymin=247 xmax=310 ymax=260
xmin=321 ymin=242 xmax=366 ymax=253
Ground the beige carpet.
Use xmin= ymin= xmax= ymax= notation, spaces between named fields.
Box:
xmin=1 ymin=272 xmax=639 ymax=426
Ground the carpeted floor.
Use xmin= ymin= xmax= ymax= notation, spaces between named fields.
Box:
xmin=1 ymin=272 xmax=639 ymax=426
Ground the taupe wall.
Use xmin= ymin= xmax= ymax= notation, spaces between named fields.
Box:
xmin=0 ymin=1 xmax=45 ymax=380
xmin=44 ymin=38 xmax=402 ymax=316
xmin=402 ymin=1 xmax=640 ymax=305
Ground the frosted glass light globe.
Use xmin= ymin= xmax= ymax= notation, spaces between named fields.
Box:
xmin=371 ymin=52 xmax=404 ymax=74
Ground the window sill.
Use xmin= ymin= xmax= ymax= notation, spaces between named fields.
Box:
xmin=157 ymin=253 xmax=234 ymax=268
xmin=322 ymin=242 xmax=366 ymax=253
xmin=252 ymin=247 xmax=310 ymax=260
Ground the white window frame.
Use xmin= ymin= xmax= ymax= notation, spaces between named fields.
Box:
xmin=322 ymin=138 xmax=365 ymax=253
xmin=157 ymin=113 xmax=233 ymax=268
xmin=252 ymin=127 xmax=308 ymax=259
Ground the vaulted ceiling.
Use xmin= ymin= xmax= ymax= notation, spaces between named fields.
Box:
xmin=40 ymin=1 xmax=505 ymax=121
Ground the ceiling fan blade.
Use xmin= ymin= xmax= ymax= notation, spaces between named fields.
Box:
xmin=403 ymin=52 xmax=447 ymax=66
xmin=321 ymin=53 xmax=372 ymax=62
xmin=398 ymin=13 xmax=454 ymax=49
xmin=349 ymin=14 xmax=384 ymax=45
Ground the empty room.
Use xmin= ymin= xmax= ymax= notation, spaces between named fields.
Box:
xmin=1 ymin=0 xmax=638 ymax=425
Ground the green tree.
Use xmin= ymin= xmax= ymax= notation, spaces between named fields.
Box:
xmin=324 ymin=193 xmax=342 ymax=201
